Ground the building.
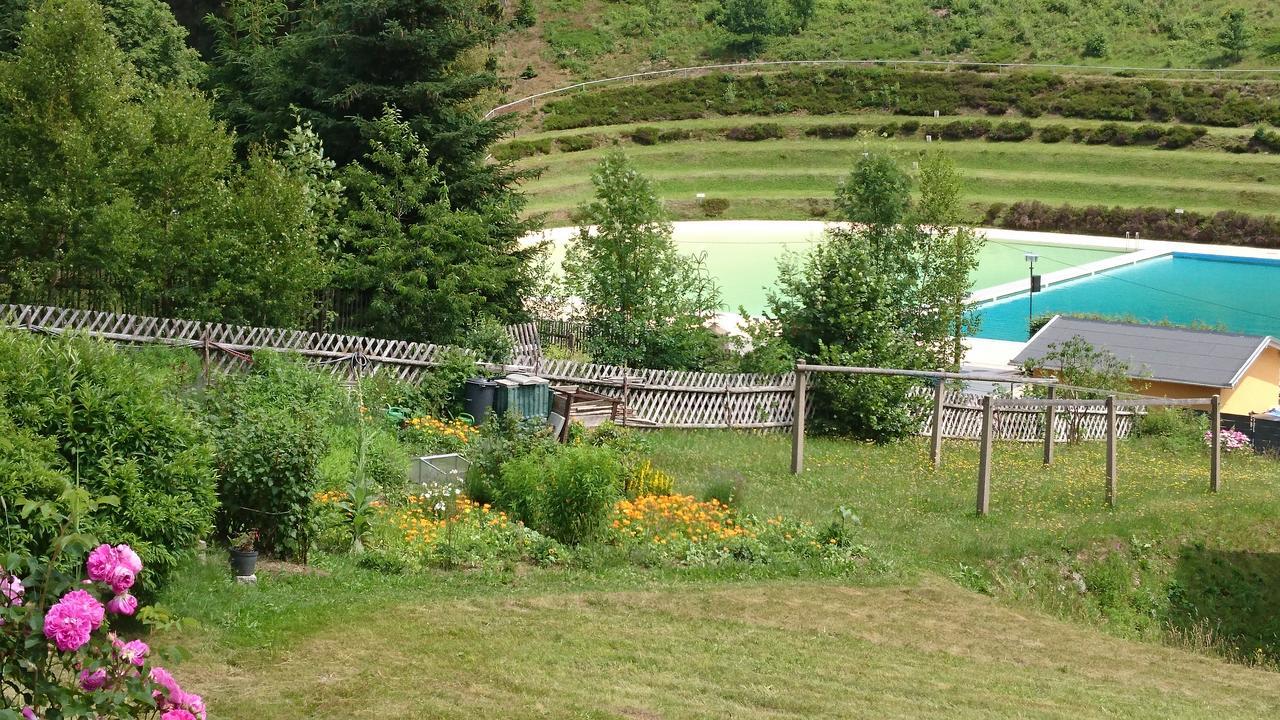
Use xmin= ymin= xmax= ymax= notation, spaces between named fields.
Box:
xmin=1012 ymin=316 xmax=1280 ymax=415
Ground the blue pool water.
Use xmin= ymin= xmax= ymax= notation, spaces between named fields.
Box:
xmin=976 ymin=253 xmax=1280 ymax=341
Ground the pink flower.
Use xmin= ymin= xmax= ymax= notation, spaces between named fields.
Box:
xmin=85 ymin=544 xmax=143 ymax=594
xmin=150 ymin=666 xmax=181 ymax=697
xmin=160 ymin=710 xmax=196 ymax=720
xmin=0 ymin=571 xmax=23 ymax=606
xmin=117 ymin=639 xmax=149 ymax=666
xmin=43 ymin=590 xmax=105 ymax=652
xmin=79 ymin=667 xmax=108 ymax=691
xmin=172 ymin=691 xmax=207 ymax=720
xmin=107 ymin=593 xmax=137 ymax=616
xmin=21 ymin=708 xmax=37 ymax=720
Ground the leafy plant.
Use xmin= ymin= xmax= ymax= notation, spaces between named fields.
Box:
xmin=539 ymin=445 xmax=623 ymax=545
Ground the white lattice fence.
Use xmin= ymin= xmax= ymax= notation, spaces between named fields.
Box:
xmin=916 ymin=389 xmax=1140 ymax=441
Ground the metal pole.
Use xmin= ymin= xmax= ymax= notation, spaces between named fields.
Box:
xmin=1043 ymin=385 xmax=1056 ymax=465
xmin=1106 ymin=395 xmax=1117 ymax=507
xmin=930 ymin=379 xmax=945 ymax=468
xmin=1210 ymin=395 xmax=1221 ymax=492
xmin=977 ymin=395 xmax=993 ymax=516
xmin=790 ymin=360 xmax=807 ymax=475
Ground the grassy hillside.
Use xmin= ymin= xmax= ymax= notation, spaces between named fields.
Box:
xmin=162 ymin=433 xmax=1280 ymax=717
xmin=509 ymin=114 xmax=1280 ymax=223
xmin=498 ymin=0 xmax=1280 ymax=97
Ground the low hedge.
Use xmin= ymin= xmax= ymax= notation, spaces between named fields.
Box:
xmin=984 ymin=201 xmax=1280 ymax=248
xmin=725 ymin=122 xmax=784 ymax=141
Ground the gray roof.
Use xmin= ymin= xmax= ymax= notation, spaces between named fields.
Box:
xmin=1012 ymin=316 xmax=1280 ymax=389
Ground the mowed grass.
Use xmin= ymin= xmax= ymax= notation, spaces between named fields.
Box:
xmin=159 ymin=433 xmax=1280 ymax=718
xmin=512 ymin=122 xmax=1280 ymax=222
xmin=172 ymin=575 xmax=1280 ymax=719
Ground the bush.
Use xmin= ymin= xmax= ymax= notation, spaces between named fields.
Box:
xmin=0 ymin=331 xmax=216 ymax=590
xmin=924 ymin=119 xmax=991 ymax=140
xmin=988 ymin=120 xmax=1034 ymax=141
xmin=204 ymin=352 xmax=340 ymax=558
xmin=1135 ymin=408 xmax=1207 ymax=447
xmin=539 ymin=445 xmax=622 ymax=545
xmin=725 ymin=122 xmax=784 ymax=141
xmin=804 ymin=123 xmax=864 ymax=138
xmin=657 ymin=128 xmax=692 ymax=142
xmin=464 ymin=413 xmax=558 ymax=506
xmin=1038 ymin=124 xmax=1070 ymax=142
xmin=898 ymin=120 xmax=920 ymax=135
xmin=554 ymin=133 xmax=598 ymax=152
xmin=624 ymin=460 xmax=674 ymax=498
xmin=986 ymin=200 xmax=1280 ymax=247
xmin=702 ymin=197 xmax=730 ymax=217
xmin=1252 ymin=126 xmax=1280 ymax=153
xmin=630 ymin=126 xmax=661 ymax=145
xmin=492 ymin=137 xmax=552 ymax=161
xmin=700 ymin=477 xmax=745 ymax=509
xmin=1157 ymin=125 xmax=1206 ymax=149
xmin=463 ymin=316 xmax=515 ymax=364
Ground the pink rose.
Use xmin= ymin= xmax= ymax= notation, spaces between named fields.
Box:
xmin=160 ymin=710 xmax=196 ymax=720
xmin=86 ymin=544 xmax=117 ymax=584
xmin=79 ymin=667 xmax=108 ymax=691
xmin=43 ymin=590 xmax=105 ymax=652
xmin=149 ymin=666 xmax=181 ymax=696
xmin=107 ymin=592 xmax=137 ymax=616
xmin=0 ymin=572 xmax=22 ymax=606
xmin=172 ymin=691 xmax=207 ymax=720
xmin=85 ymin=544 xmax=143 ymax=593
xmin=21 ymin=708 xmax=37 ymax=720
xmin=117 ymin=639 xmax=149 ymax=666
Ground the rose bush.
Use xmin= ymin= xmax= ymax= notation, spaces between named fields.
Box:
xmin=0 ymin=539 xmax=203 ymax=718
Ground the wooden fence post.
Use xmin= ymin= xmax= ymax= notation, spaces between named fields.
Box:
xmin=1105 ymin=395 xmax=1117 ymax=507
xmin=1043 ymin=385 xmax=1056 ymax=466
xmin=200 ymin=329 xmax=211 ymax=384
xmin=790 ymin=360 xmax=807 ymax=475
xmin=930 ymin=379 xmax=945 ymax=468
xmin=723 ymin=385 xmax=732 ymax=429
xmin=977 ymin=394 xmax=993 ymax=516
xmin=1210 ymin=394 xmax=1221 ymax=493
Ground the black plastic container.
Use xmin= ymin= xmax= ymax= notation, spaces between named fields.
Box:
xmin=463 ymin=378 xmax=498 ymax=424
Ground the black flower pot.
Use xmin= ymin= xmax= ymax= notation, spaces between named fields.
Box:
xmin=229 ymin=549 xmax=258 ymax=577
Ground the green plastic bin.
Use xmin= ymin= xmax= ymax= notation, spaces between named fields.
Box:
xmin=493 ymin=373 xmax=551 ymax=420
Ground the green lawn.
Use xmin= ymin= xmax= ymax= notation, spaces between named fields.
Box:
xmin=158 ymin=433 xmax=1280 ymax=718
xmin=513 ymin=125 xmax=1280 ymax=223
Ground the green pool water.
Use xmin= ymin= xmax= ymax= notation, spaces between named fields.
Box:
xmin=541 ymin=228 xmax=1121 ymax=315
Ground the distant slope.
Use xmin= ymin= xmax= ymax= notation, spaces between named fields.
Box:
xmin=497 ymin=0 xmax=1280 ymax=98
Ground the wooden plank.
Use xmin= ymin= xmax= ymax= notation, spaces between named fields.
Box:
xmin=930 ymin=380 xmax=945 ymax=468
xmin=977 ymin=394 xmax=993 ymax=516
xmin=1210 ymin=394 xmax=1221 ymax=493
xmin=1043 ymin=385 xmax=1056 ymax=466
xmin=791 ymin=361 xmax=808 ymax=475
xmin=1106 ymin=395 xmax=1118 ymax=507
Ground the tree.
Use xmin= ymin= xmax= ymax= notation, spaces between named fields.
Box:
xmin=335 ymin=107 xmax=541 ymax=343
xmin=0 ymin=0 xmax=204 ymax=86
xmin=1022 ymin=336 xmax=1136 ymax=441
xmin=514 ymin=0 xmax=537 ymax=28
xmin=717 ymin=0 xmax=802 ymax=46
xmin=1218 ymin=9 xmax=1251 ymax=63
xmin=0 ymin=0 xmax=328 ymax=327
xmin=563 ymin=152 xmax=723 ymax=369
xmin=769 ymin=151 xmax=982 ymax=441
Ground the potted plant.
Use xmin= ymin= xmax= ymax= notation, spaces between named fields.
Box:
xmin=228 ymin=528 xmax=260 ymax=577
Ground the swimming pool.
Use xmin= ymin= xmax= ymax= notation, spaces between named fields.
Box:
xmin=976 ymin=253 xmax=1280 ymax=341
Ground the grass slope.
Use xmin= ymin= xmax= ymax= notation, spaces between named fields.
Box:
xmin=512 ymin=118 xmax=1280 ymax=222
xmin=499 ymin=0 xmax=1280 ymax=97
xmin=161 ymin=435 xmax=1280 ymax=717
xmin=174 ymin=577 xmax=1280 ymax=719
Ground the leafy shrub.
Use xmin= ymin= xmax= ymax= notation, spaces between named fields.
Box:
xmin=555 ymin=133 xmax=598 ymax=152
xmin=700 ymin=477 xmax=745 ymax=509
xmin=630 ymin=126 xmax=661 ymax=145
xmin=702 ymin=197 xmax=730 ymax=217
xmin=623 ymin=460 xmax=674 ymax=498
xmin=898 ymin=120 xmax=920 ymax=135
xmin=724 ymin=122 xmax=784 ymax=141
xmin=204 ymin=352 xmax=339 ymax=558
xmin=988 ymin=120 xmax=1034 ymax=141
xmin=492 ymin=137 xmax=552 ymax=161
xmin=489 ymin=451 xmax=548 ymax=528
xmin=463 ymin=316 xmax=515 ymax=364
xmin=464 ymin=413 xmax=558 ymax=506
xmin=986 ymin=200 xmax=1280 ymax=247
xmin=1134 ymin=408 xmax=1206 ymax=447
xmin=924 ymin=119 xmax=991 ymax=140
xmin=1252 ymin=126 xmax=1280 ymax=153
xmin=357 ymin=348 xmax=474 ymax=419
xmin=1038 ymin=124 xmax=1070 ymax=142
xmin=0 ymin=331 xmax=216 ymax=590
xmin=804 ymin=123 xmax=864 ymax=138
xmin=539 ymin=445 xmax=622 ymax=545
xmin=1157 ymin=125 xmax=1207 ymax=149
xmin=657 ymin=128 xmax=692 ymax=142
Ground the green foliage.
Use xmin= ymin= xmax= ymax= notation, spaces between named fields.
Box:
xmin=0 ymin=0 xmax=328 ymax=327
xmin=986 ymin=201 xmax=1280 ymax=248
xmin=630 ymin=126 xmax=661 ymax=145
xmin=701 ymin=198 xmax=731 ymax=217
xmin=1134 ymin=408 xmax=1207 ymax=450
xmin=537 ymin=445 xmax=623 ymax=545
xmin=717 ymin=0 xmax=804 ymax=43
xmin=700 ymin=477 xmax=744 ymax=509
xmin=770 ymin=151 xmax=980 ymax=440
xmin=204 ymin=352 xmax=341 ymax=558
xmin=554 ymin=133 xmax=598 ymax=152
xmin=563 ymin=152 xmax=726 ymax=369
xmin=1082 ymin=31 xmax=1109 ymax=58
xmin=0 ymin=331 xmax=216 ymax=590
xmin=1218 ymin=9 xmax=1251 ymax=62
xmin=464 ymin=413 xmax=559 ymax=507
xmin=724 ymin=122 xmax=784 ymax=141
xmin=335 ymin=107 xmax=541 ymax=343
xmin=463 ymin=317 xmax=516 ymax=364
xmin=514 ymin=0 xmax=537 ymax=28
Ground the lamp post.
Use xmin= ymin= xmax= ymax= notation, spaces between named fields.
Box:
xmin=1024 ymin=252 xmax=1039 ymax=339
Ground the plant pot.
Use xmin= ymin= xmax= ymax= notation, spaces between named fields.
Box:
xmin=229 ymin=549 xmax=258 ymax=577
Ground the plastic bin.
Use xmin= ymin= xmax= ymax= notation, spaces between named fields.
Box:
xmin=463 ymin=378 xmax=498 ymax=424
xmin=493 ymin=373 xmax=551 ymax=420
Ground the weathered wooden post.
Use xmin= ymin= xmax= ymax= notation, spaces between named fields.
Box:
xmin=977 ymin=394 xmax=993 ymax=516
xmin=1105 ymin=395 xmax=1117 ymax=507
xmin=723 ymin=385 xmax=733 ymax=429
xmin=790 ymin=360 xmax=807 ymax=475
xmin=200 ymin=329 xmax=211 ymax=384
xmin=930 ymin=378 xmax=945 ymax=468
xmin=1043 ymin=385 xmax=1056 ymax=465
xmin=1210 ymin=394 xmax=1221 ymax=492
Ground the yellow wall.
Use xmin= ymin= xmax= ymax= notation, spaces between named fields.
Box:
xmin=1129 ymin=347 xmax=1280 ymax=415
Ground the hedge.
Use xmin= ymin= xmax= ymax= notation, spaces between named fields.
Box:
xmin=541 ymin=67 xmax=1280 ymax=131
xmin=984 ymin=201 xmax=1280 ymax=248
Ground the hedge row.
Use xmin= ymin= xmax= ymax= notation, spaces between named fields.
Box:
xmin=541 ymin=67 xmax=1280 ymax=131
xmin=983 ymin=201 xmax=1280 ymax=248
